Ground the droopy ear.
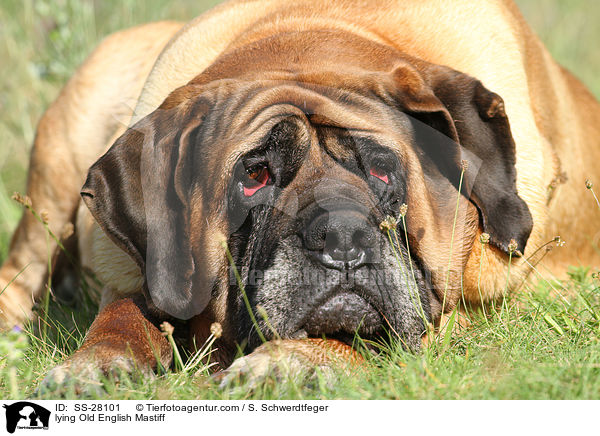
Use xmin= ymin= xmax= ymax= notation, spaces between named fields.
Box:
xmin=81 ymin=94 xmax=211 ymax=319
xmin=392 ymin=61 xmax=533 ymax=255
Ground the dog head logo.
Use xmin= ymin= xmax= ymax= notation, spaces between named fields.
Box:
xmin=3 ymin=402 xmax=50 ymax=433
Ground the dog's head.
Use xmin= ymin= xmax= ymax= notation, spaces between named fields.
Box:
xmin=82 ymin=30 xmax=532 ymax=354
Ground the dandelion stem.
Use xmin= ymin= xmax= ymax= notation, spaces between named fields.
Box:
xmin=221 ymin=241 xmax=266 ymax=344
xmin=161 ymin=322 xmax=184 ymax=372
xmin=399 ymin=216 xmax=427 ymax=324
xmin=500 ymin=251 xmax=513 ymax=320
xmin=441 ymin=163 xmax=466 ymax=331
xmin=42 ymin=224 xmax=51 ymax=340
xmin=586 ymin=180 xmax=600 ymax=210
xmin=476 ymin=239 xmax=490 ymax=326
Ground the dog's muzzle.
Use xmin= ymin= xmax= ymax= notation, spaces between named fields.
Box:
xmin=302 ymin=207 xmax=378 ymax=271
xmin=295 ymin=202 xmax=383 ymax=339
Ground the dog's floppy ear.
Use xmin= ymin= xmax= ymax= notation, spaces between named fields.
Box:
xmin=81 ymin=92 xmax=211 ymax=319
xmin=392 ymin=61 xmax=533 ymax=255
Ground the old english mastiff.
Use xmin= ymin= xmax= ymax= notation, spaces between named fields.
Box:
xmin=1 ymin=0 xmax=599 ymax=385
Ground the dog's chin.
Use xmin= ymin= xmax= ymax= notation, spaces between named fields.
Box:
xmin=288 ymin=290 xmax=386 ymax=350
xmin=302 ymin=291 xmax=383 ymax=342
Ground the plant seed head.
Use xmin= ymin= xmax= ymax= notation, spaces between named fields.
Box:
xmin=210 ymin=322 xmax=222 ymax=339
xmin=508 ymin=239 xmax=518 ymax=254
xmin=256 ymin=305 xmax=268 ymax=319
xmin=215 ymin=231 xmax=228 ymax=246
xmin=399 ymin=203 xmax=408 ymax=217
xmin=12 ymin=192 xmax=32 ymax=208
xmin=480 ymin=232 xmax=490 ymax=244
xmin=160 ymin=321 xmax=174 ymax=337
xmin=586 ymin=179 xmax=593 ymax=190
xmin=460 ymin=160 xmax=469 ymax=171
xmin=379 ymin=215 xmax=397 ymax=232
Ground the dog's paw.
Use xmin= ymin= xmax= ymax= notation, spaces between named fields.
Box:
xmin=38 ymin=361 xmax=105 ymax=398
xmin=216 ymin=340 xmax=336 ymax=391
xmin=37 ymin=353 xmax=149 ymax=398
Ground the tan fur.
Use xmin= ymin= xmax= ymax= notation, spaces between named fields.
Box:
xmin=1 ymin=0 xmax=599 ymax=334
xmin=131 ymin=0 xmax=600 ymax=313
xmin=136 ymin=0 xmax=599 ymax=312
xmin=0 ymin=21 xmax=182 ymax=326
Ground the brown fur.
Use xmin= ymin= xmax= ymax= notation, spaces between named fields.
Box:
xmin=1 ymin=0 xmax=599 ymax=383
xmin=73 ymin=297 xmax=172 ymax=372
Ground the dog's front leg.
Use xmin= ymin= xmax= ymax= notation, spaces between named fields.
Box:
xmin=40 ymin=296 xmax=172 ymax=395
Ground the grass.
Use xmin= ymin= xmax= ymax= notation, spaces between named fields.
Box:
xmin=1 ymin=0 xmax=600 ymax=400
xmin=4 ymin=266 xmax=600 ymax=400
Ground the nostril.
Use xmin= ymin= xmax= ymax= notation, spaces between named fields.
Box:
xmin=352 ymin=228 xmax=377 ymax=250
xmin=325 ymin=231 xmax=340 ymax=251
xmin=352 ymin=229 xmax=366 ymax=248
xmin=302 ymin=215 xmax=328 ymax=251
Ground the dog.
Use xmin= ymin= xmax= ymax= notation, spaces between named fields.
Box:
xmin=1 ymin=0 xmax=599 ymax=387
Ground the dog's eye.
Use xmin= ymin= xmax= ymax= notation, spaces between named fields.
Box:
xmin=243 ymin=165 xmax=271 ymax=196
xmin=369 ymin=166 xmax=389 ymax=184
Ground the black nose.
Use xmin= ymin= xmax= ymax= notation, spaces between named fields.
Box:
xmin=302 ymin=209 xmax=377 ymax=270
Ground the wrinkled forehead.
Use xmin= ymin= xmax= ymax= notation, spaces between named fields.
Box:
xmin=189 ymin=76 xmax=416 ymax=175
